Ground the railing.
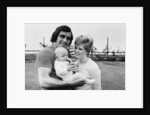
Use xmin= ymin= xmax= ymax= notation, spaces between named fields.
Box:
xmin=25 ymin=50 xmax=40 ymax=54
xmin=25 ymin=50 xmax=125 ymax=61
xmin=89 ymin=52 xmax=125 ymax=61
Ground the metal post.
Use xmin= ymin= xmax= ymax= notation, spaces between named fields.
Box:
xmin=107 ymin=37 xmax=109 ymax=61
xmin=43 ymin=37 xmax=45 ymax=46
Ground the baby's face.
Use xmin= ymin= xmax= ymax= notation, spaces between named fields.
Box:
xmin=57 ymin=53 xmax=68 ymax=61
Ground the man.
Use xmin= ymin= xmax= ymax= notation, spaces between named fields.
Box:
xmin=36 ymin=25 xmax=85 ymax=90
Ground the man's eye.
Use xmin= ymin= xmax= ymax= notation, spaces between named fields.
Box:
xmin=60 ymin=35 xmax=65 ymax=38
xmin=67 ymin=37 xmax=71 ymax=40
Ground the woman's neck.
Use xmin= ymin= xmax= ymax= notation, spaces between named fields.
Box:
xmin=79 ymin=56 xmax=89 ymax=65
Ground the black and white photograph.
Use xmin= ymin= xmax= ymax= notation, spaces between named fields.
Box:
xmin=7 ymin=7 xmax=143 ymax=108
xmin=25 ymin=23 xmax=125 ymax=90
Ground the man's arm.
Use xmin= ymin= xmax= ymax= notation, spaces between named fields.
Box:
xmin=38 ymin=67 xmax=70 ymax=89
xmin=38 ymin=67 xmax=85 ymax=89
xmin=68 ymin=80 xmax=85 ymax=89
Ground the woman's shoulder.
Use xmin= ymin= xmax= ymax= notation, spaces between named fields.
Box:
xmin=88 ymin=58 xmax=97 ymax=65
xmin=88 ymin=58 xmax=100 ymax=69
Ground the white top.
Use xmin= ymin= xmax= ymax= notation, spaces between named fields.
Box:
xmin=54 ymin=60 xmax=73 ymax=81
xmin=75 ymin=58 xmax=102 ymax=90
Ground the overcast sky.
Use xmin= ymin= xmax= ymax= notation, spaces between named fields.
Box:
xmin=25 ymin=23 xmax=125 ymax=52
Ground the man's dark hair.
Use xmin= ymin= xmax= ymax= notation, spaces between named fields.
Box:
xmin=50 ymin=25 xmax=73 ymax=45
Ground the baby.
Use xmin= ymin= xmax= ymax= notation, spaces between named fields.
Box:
xmin=54 ymin=47 xmax=95 ymax=85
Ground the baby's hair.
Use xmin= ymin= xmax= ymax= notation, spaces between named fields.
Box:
xmin=55 ymin=47 xmax=68 ymax=58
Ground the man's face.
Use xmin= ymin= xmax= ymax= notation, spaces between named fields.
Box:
xmin=55 ymin=31 xmax=72 ymax=49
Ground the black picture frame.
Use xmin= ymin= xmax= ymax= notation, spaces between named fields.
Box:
xmin=1 ymin=0 xmax=148 ymax=113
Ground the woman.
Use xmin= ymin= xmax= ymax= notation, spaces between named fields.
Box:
xmin=73 ymin=35 xmax=102 ymax=90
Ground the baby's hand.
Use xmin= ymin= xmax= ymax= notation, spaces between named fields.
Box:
xmin=67 ymin=63 xmax=79 ymax=72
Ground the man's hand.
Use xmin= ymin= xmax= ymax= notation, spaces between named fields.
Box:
xmin=69 ymin=45 xmax=76 ymax=58
xmin=67 ymin=79 xmax=85 ymax=88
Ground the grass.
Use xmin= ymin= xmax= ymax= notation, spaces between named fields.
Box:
xmin=25 ymin=60 xmax=125 ymax=90
xmin=97 ymin=61 xmax=125 ymax=90
xmin=25 ymin=60 xmax=41 ymax=90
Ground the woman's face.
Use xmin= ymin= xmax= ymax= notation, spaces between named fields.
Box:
xmin=75 ymin=44 xmax=87 ymax=59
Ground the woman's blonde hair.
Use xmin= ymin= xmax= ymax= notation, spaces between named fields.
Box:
xmin=74 ymin=35 xmax=93 ymax=56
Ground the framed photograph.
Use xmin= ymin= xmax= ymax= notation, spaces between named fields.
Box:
xmin=4 ymin=2 xmax=145 ymax=109
xmin=25 ymin=23 xmax=126 ymax=90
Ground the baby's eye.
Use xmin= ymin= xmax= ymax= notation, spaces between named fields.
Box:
xmin=79 ymin=48 xmax=83 ymax=50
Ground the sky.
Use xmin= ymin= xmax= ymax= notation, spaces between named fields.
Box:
xmin=25 ymin=23 xmax=126 ymax=52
